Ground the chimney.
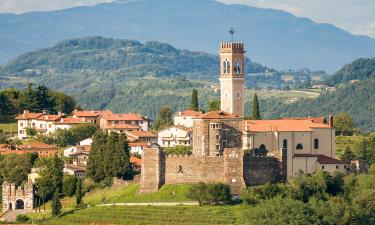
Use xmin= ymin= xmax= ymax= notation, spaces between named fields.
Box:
xmin=61 ymin=118 xmax=64 ymax=122
xmin=179 ymin=111 xmax=182 ymax=116
xmin=329 ymin=115 xmax=334 ymax=127
xmin=58 ymin=111 xmax=62 ymax=116
xmin=23 ymin=110 xmax=29 ymax=115
xmin=42 ymin=110 xmax=48 ymax=115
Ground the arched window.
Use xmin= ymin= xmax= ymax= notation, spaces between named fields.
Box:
xmin=223 ymin=61 xmax=227 ymax=74
xmin=235 ymin=60 xmax=241 ymax=74
xmin=282 ymin=139 xmax=288 ymax=149
xmin=259 ymin=144 xmax=267 ymax=151
xmin=227 ymin=61 xmax=231 ymax=74
xmin=296 ymin=143 xmax=303 ymax=150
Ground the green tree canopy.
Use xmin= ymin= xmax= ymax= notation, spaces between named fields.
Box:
xmin=152 ymin=106 xmax=173 ymax=131
xmin=208 ymin=99 xmax=220 ymax=112
xmin=190 ymin=89 xmax=199 ymax=111
xmin=333 ymin=112 xmax=356 ymax=135
xmin=252 ymin=93 xmax=261 ymax=120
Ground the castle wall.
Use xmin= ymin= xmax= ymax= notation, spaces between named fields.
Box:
xmin=243 ymin=154 xmax=281 ymax=186
xmin=139 ymin=148 xmax=164 ymax=193
xmin=164 ymin=155 xmax=225 ymax=184
xmin=2 ymin=181 xmax=34 ymax=212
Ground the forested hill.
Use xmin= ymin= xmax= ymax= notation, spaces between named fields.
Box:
xmin=1 ymin=36 xmax=266 ymax=81
xmin=326 ymin=58 xmax=375 ymax=86
xmin=271 ymin=59 xmax=375 ymax=132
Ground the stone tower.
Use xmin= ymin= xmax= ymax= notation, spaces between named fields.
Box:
xmin=219 ymin=42 xmax=245 ymax=117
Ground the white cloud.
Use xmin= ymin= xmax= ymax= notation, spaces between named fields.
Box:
xmin=219 ymin=0 xmax=375 ymax=37
xmin=0 ymin=0 xmax=113 ymax=14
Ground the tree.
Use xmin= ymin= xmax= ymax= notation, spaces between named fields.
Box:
xmin=25 ymin=127 xmax=37 ymax=137
xmin=188 ymin=182 xmax=208 ymax=206
xmin=206 ymin=183 xmax=231 ymax=205
xmin=252 ymin=93 xmax=261 ymax=120
xmin=19 ymin=83 xmax=38 ymax=112
xmin=76 ymin=178 xmax=83 ymax=208
xmin=87 ymin=131 xmax=131 ymax=182
xmin=51 ymin=191 xmax=62 ymax=217
xmin=62 ymin=175 xmax=78 ymax=197
xmin=51 ymin=92 xmax=76 ymax=114
xmin=35 ymin=85 xmax=54 ymax=112
xmin=0 ymin=92 xmax=15 ymax=121
xmin=152 ymin=106 xmax=173 ymax=130
xmin=208 ymin=99 xmax=220 ymax=111
xmin=190 ymin=89 xmax=199 ymax=111
xmin=0 ymin=154 xmax=33 ymax=186
xmin=35 ymin=155 xmax=64 ymax=210
xmin=334 ymin=112 xmax=356 ymax=136
xmin=341 ymin=146 xmax=356 ymax=161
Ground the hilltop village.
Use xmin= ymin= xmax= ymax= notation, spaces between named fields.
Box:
xmin=0 ymin=41 xmax=359 ymax=220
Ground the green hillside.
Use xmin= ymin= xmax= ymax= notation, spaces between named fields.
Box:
xmin=271 ymin=76 xmax=375 ymax=131
xmin=326 ymin=58 xmax=375 ymax=86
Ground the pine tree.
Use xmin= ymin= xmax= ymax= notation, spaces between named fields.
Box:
xmin=51 ymin=191 xmax=61 ymax=217
xmin=190 ymin=89 xmax=199 ymax=111
xmin=252 ymin=93 xmax=261 ymax=120
xmin=76 ymin=178 xmax=83 ymax=208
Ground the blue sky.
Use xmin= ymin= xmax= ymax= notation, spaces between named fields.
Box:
xmin=0 ymin=0 xmax=374 ymax=37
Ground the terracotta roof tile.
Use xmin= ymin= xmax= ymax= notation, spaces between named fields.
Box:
xmin=101 ymin=113 xmax=144 ymax=121
xmin=281 ymin=117 xmax=326 ymax=124
xmin=104 ymin=124 xmax=139 ymax=130
xmin=128 ymin=142 xmax=150 ymax=148
xmin=73 ymin=110 xmax=113 ymax=117
xmin=126 ymin=130 xmax=157 ymax=138
xmin=18 ymin=141 xmax=58 ymax=150
xmin=130 ymin=156 xmax=142 ymax=165
xmin=242 ymin=119 xmax=331 ymax=132
xmin=195 ymin=111 xmax=241 ymax=120
xmin=294 ymin=154 xmax=349 ymax=164
xmin=54 ymin=118 xmax=89 ymax=124
xmin=175 ymin=110 xmax=203 ymax=117
xmin=15 ymin=113 xmax=43 ymax=120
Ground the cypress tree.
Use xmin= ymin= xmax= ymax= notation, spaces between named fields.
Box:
xmin=51 ymin=191 xmax=61 ymax=217
xmin=252 ymin=93 xmax=261 ymax=120
xmin=76 ymin=178 xmax=83 ymax=208
xmin=190 ymin=89 xmax=199 ymax=111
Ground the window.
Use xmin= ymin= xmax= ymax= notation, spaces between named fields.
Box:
xmin=48 ymin=124 xmax=52 ymax=128
xmin=20 ymin=122 xmax=23 ymax=127
xmin=336 ymin=165 xmax=339 ymax=169
xmin=259 ymin=144 xmax=267 ymax=151
xmin=227 ymin=62 xmax=231 ymax=73
xmin=314 ymin=139 xmax=319 ymax=149
xmin=178 ymin=165 xmax=183 ymax=173
xmin=321 ymin=165 xmax=325 ymax=169
xmin=282 ymin=139 xmax=288 ymax=149
xmin=216 ymin=134 xmax=220 ymax=140
xmin=296 ymin=143 xmax=303 ymax=150
xmin=235 ymin=60 xmax=241 ymax=74
xmin=223 ymin=61 xmax=227 ymax=73
xmin=216 ymin=144 xmax=220 ymax=151
xmin=222 ymin=140 xmax=227 ymax=148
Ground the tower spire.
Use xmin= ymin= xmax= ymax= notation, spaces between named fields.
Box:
xmin=229 ymin=27 xmax=235 ymax=42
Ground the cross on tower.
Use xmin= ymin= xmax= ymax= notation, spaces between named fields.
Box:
xmin=229 ymin=27 xmax=235 ymax=42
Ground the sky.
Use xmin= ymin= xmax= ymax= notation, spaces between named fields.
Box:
xmin=0 ymin=0 xmax=374 ymax=38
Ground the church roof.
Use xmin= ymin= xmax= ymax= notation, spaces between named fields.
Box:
xmin=175 ymin=110 xmax=203 ymax=117
xmin=242 ymin=118 xmax=331 ymax=132
xmin=195 ymin=111 xmax=241 ymax=120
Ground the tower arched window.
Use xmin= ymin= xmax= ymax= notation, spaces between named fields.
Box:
xmin=296 ymin=143 xmax=303 ymax=150
xmin=223 ymin=61 xmax=227 ymax=74
xmin=227 ymin=62 xmax=231 ymax=74
xmin=235 ymin=60 xmax=241 ymax=74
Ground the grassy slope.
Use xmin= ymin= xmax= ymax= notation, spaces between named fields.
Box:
xmin=335 ymin=134 xmax=375 ymax=157
xmin=38 ymin=205 xmax=242 ymax=225
xmin=0 ymin=123 xmax=17 ymax=132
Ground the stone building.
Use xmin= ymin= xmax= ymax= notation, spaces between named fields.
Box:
xmin=140 ymin=40 xmax=348 ymax=194
xmin=2 ymin=180 xmax=34 ymax=212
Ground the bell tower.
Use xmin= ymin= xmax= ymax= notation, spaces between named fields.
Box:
xmin=219 ymin=41 xmax=245 ymax=117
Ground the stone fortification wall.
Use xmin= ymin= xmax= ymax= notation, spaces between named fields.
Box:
xmin=2 ymin=180 xmax=34 ymax=212
xmin=243 ymin=154 xmax=281 ymax=186
xmin=164 ymin=154 xmax=225 ymax=184
xmin=140 ymin=148 xmax=164 ymax=193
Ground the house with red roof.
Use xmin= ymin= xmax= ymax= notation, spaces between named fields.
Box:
xmin=158 ymin=125 xmax=192 ymax=147
xmin=99 ymin=113 xmax=151 ymax=131
xmin=174 ymin=109 xmax=203 ymax=128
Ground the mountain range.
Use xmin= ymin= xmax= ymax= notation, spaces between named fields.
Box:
xmin=1 ymin=0 xmax=375 ymax=72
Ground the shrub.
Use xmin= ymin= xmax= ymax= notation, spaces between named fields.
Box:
xmin=188 ymin=182 xmax=231 ymax=205
xmin=16 ymin=214 xmax=29 ymax=223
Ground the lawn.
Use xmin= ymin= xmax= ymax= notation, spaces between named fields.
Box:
xmin=37 ymin=205 xmax=242 ymax=225
xmin=0 ymin=123 xmax=17 ymax=133
xmin=84 ymin=183 xmax=193 ymax=206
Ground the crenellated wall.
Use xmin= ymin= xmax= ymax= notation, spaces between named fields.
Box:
xmin=140 ymin=147 xmax=282 ymax=194
xmin=2 ymin=180 xmax=34 ymax=212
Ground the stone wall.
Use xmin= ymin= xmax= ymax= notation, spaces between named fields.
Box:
xmin=243 ymin=154 xmax=281 ymax=186
xmin=2 ymin=180 xmax=34 ymax=212
xmin=140 ymin=148 xmax=164 ymax=193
